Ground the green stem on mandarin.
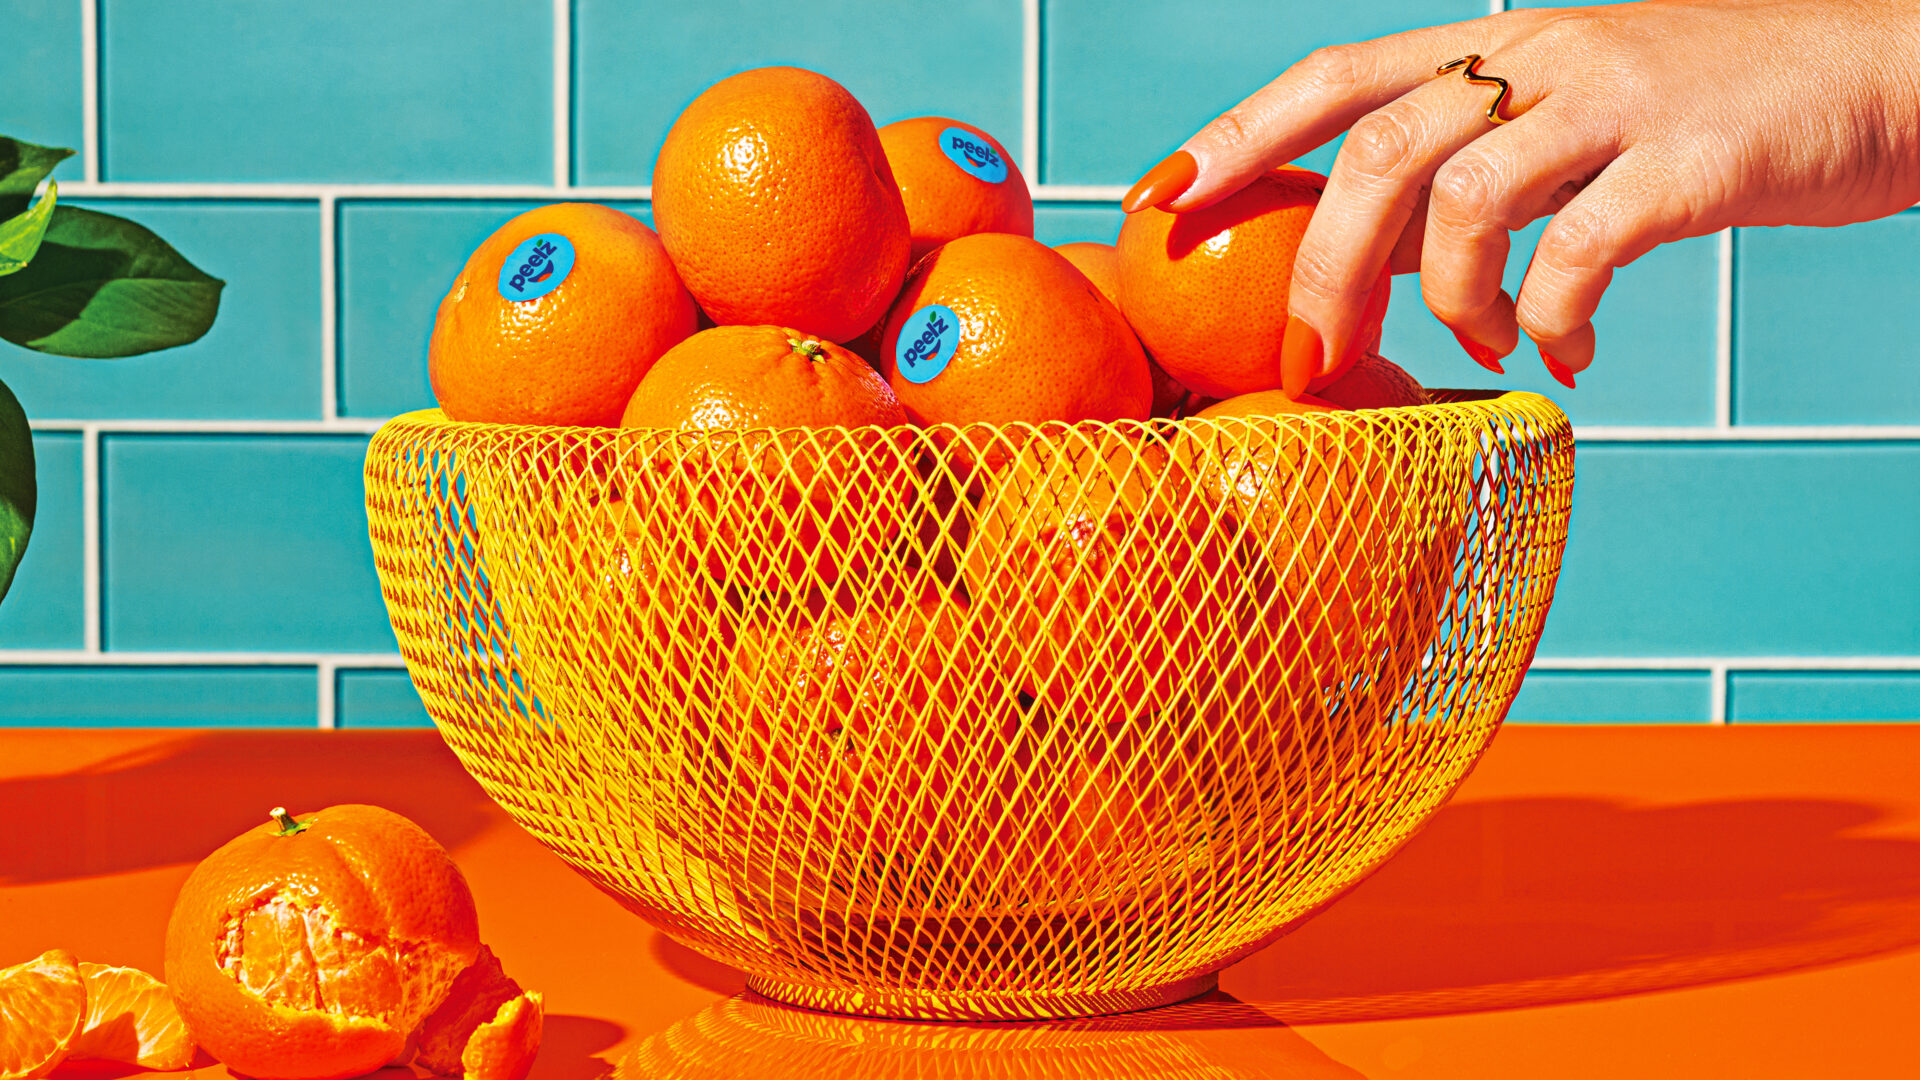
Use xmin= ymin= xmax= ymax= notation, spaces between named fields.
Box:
xmin=787 ymin=338 xmax=826 ymax=361
xmin=270 ymin=806 xmax=311 ymax=836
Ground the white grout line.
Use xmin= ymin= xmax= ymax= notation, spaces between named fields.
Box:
xmin=29 ymin=418 xmax=386 ymax=434
xmin=1490 ymin=0 xmax=1507 ymax=15
xmin=58 ymin=182 xmax=653 ymax=201
xmin=24 ymin=416 xmax=1920 ymax=441
xmin=1708 ymin=662 xmax=1730 ymax=726
xmin=316 ymin=659 xmax=338 ymax=730
xmin=1716 ymin=227 xmax=1734 ymax=428
xmin=1571 ymin=425 xmax=1920 ymax=442
xmin=80 ymin=426 xmax=101 ymax=653
xmin=319 ymin=194 xmax=338 ymax=420
xmin=0 ymin=651 xmax=407 ymax=667
xmin=80 ymin=0 xmax=100 ymax=182
xmin=1529 ymin=656 xmax=1920 ymax=671
xmin=552 ymin=0 xmax=572 ymax=189
xmin=1035 ymin=184 xmax=1128 ymax=203
xmin=54 ymin=181 xmax=1137 ymax=204
xmin=1021 ymin=0 xmax=1041 ymax=180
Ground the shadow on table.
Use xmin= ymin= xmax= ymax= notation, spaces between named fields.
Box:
xmin=650 ymin=793 xmax=1920 ymax=1028
xmin=0 ymin=731 xmax=494 ymax=884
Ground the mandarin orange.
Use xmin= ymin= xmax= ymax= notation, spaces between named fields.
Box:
xmin=0 ymin=949 xmax=86 ymax=1080
xmin=879 ymin=117 xmax=1033 ymax=263
xmin=619 ymin=326 xmax=912 ymax=590
xmin=1315 ymin=350 xmax=1430 ymax=410
xmin=1116 ymin=168 xmax=1390 ymax=399
xmin=963 ymin=429 xmax=1233 ymax=726
xmin=1053 ymin=240 xmax=1191 ymax=418
xmin=653 ymin=67 xmax=910 ymax=342
xmin=429 ymin=202 xmax=698 ymax=427
xmin=874 ymin=233 xmax=1152 ymax=469
xmin=164 ymin=805 xmax=480 ymax=1080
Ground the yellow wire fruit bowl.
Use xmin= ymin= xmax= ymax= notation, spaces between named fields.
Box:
xmin=363 ymin=391 xmax=1573 ymax=1021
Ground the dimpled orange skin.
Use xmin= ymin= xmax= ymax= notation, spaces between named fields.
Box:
xmin=1115 ymin=168 xmax=1390 ymax=399
xmin=1053 ymin=241 xmax=1190 ymax=418
xmin=652 ymin=67 xmax=911 ymax=343
xmin=620 ymin=326 xmax=911 ymax=590
xmin=429 ymin=202 xmax=699 ymax=427
xmin=1315 ymin=350 xmax=1430 ymax=410
xmin=163 ymin=805 xmax=481 ymax=1080
xmin=875 ymin=233 xmax=1153 ymax=448
xmin=879 ymin=117 xmax=1034 ymax=264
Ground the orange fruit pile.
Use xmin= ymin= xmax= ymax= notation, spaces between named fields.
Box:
xmin=420 ymin=65 xmax=1467 ymax=903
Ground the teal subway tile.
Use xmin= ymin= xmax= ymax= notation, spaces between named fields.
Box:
xmin=1735 ymin=214 xmax=1920 ymax=425
xmin=0 ymin=666 xmax=315 ymax=727
xmin=0 ymin=201 xmax=319 ymax=419
xmin=1033 ymin=203 xmax=1123 ymax=248
xmin=336 ymin=668 xmax=434 ymax=729
xmin=1539 ymin=443 xmax=1920 ymax=657
xmin=3 ymin=0 xmax=84 ymax=150
xmin=1728 ymin=672 xmax=1920 ymax=723
xmin=101 ymin=435 xmax=396 ymax=652
xmin=0 ymin=433 xmax=83 ymax=649
xmin=1043 ymin=0 xmax=1485 ymax=185
xmin=338 ymin=200 xmax=651 ymax=418
xmin=574 ymin=0 xmax=1022 ymax=186
xmin=1382 ymin=223 xmax=1718 ymax=427
xmin=1507 ymin=671 xmax=1714 ymax=724
xmin=100 ymin=0 xmax=549 ymax=183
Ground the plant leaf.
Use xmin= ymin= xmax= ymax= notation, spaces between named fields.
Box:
xmin=0 ymin=205 xmax=224 ymax=358
xmin=0 ymin=136 xmax=75 ymax=200
xmin=0 ymin=373 xmax=34 ymax=606
xmin=0 ymin=180 xmax=58 ymax=276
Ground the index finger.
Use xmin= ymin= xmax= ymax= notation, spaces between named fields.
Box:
xmin=1139 ymin=9 xmax=1551 ymax=214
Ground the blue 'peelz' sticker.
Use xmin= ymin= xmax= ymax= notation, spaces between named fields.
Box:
xmin=938 ymin=126 xmax=1009 ymax=184
xmin=896 ymin=304 xmax=960 ymax=384
xmin=497 ymin=233 xmax=575 ymax=301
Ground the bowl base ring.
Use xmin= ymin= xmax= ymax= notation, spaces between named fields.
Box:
xmin=743 ymin=971 xmax=1221 ymax=1022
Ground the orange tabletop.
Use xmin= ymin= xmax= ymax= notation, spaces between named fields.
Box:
xmin=3 ymin=724 xmax=1917 ymax=1079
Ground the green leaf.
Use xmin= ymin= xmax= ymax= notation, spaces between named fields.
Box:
xmin=0 ymin=180 xmax=58 ymax=276
xmin=0 ymin=373 xmax=34 ymax=607
xmin=0 ymin=205 xmax=224 ymax=358
xmin=0 ymin=136 xmax=75 ymax=200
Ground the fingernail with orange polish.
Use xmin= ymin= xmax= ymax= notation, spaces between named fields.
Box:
xmin=1281 ymin=314 xmax=1322 ymax=398
xmin=1452 ymin=330 xmax=1505 ymax=374
xmin=1123 ymin=150 xmax=1197 ymax=213
xmin=1541 ymin=350 xmax=1577 ymax=389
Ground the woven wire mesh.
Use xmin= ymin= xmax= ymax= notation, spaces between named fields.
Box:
xmin=363 ymin=391 xmax=1573 ymax=1020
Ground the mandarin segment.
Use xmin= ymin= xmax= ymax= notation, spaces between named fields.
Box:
xmin=69 ymin=962 xmax=195 ymax=1071
xmin=429 ymin=202 xmax=699 ymax=427
xmin=0 ymin=949 xmax=86 ymax=1080
xmin=653 ymin=67 xmax=911 ymax=341
xmin=164 ymin=805 xmax=481 ymax=1080
xmin=879 ymin=117 xmax=1034 ymax=263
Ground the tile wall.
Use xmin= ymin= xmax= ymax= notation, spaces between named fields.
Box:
xmin=2 ymin=0 xmax=1914 ymax=725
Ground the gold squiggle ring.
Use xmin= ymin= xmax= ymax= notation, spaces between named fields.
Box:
xmin=1436 ymin=54 xmax=1513 ymax=125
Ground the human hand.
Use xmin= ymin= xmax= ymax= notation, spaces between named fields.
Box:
xmin=1123 ymin=0 xmax=1920 ymax=391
